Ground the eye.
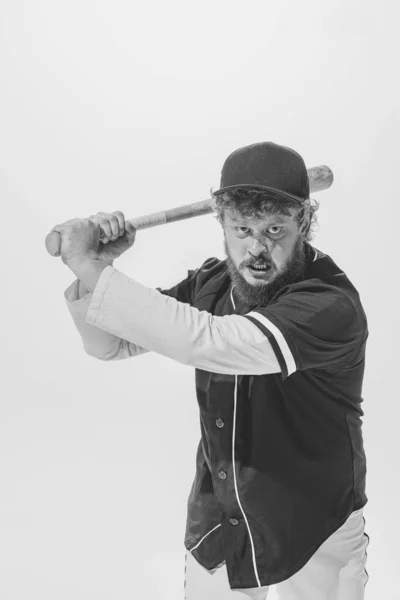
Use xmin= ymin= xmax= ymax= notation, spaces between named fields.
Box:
xmin=267 ymin=226 xmax=283 ymax=236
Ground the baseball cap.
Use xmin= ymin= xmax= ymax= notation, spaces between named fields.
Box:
xmin=214 ymin=141 xmax=310 ymax=202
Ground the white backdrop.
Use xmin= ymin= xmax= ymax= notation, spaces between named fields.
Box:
xmin=1 ymin=1 xmax=398 ymax=598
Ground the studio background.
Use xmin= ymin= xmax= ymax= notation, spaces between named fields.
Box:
xmin=1 ymin=1 xmax=398 ymax=598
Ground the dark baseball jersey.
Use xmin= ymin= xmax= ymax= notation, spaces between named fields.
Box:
xmin=65 ymin=241 xmax=368 ymax=591
xmin=157 ymin=242 xmax=368 ymax=589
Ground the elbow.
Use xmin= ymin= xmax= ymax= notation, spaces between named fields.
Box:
xmin=83 ymin=339 xmax=149 ymax=361
xmin=82 ymin=340 xmax=123 ymax=361
xmin=83 ymin=345 xmax=112 ymax=361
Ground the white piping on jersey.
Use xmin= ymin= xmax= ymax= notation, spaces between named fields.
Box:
xmin=190 ymin=523 xmax=221 ymax=552
xmin=313 ymin=248 xmax=319 ymax=262
xmin=243 ymin=312 xmax=297 ymax=377
xmin=231 ymin=292 xmax=262 ymax=588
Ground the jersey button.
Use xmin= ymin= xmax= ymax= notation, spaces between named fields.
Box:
xmin=218 ymin=470 xmax=227 ymax=480
xmin=229 ymin=518 xmax=239 ymax=526
xmin=216 ymin=418 xmax=225 ymax=428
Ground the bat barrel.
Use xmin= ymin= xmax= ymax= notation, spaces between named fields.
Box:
xmin=308 ymin=164 xmax=334 ymax=193
xmin=128 ymin=165 xmax=333 ymax=230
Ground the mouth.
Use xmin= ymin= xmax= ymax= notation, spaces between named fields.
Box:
xmin=246 ymin=263 xmax=272 ymax=277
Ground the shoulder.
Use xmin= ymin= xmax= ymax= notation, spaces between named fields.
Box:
xmin=277 ymin=281 xmax=355 ymax=321
xmin=188 ymin=256 xmax=224 ymax=279
xmin=157 ymin=257 xmax=227 ymax=305
xmin=270 ymin=271 xmax=367 ymax=338
xmin=305 ymin=245 xmax=368 ymax=324
xmin=189 ymin=257 xmax=229 ymax=298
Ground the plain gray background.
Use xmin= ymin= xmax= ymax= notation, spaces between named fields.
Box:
xmin=1 ymin=1 xmax=398 ymax=598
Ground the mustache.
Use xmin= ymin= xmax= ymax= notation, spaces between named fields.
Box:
xmin=243 ymin=259 xmax=273 ymax=268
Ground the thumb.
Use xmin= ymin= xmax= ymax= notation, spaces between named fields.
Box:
xmin=124 ymin=221 xmax=137 ymax=246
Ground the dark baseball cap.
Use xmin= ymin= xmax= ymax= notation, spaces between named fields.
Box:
xmin=214 ymin=141 xmax=310 ymax=202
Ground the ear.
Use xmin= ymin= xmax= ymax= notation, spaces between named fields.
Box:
xmin=297 ymin=205 xmax=311 ymax=236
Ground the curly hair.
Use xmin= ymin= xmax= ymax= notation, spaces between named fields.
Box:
xmin=211 ymin=188 xmax=320 ymax=242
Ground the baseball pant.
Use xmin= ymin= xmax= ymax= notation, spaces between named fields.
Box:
xmin=184 ymin=508 xmax=369 ymax=600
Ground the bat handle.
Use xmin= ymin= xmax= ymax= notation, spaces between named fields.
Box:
xmin=45 ymin=225 xmax=109 ymax=258
xmin=44 ymin=228 xmax=112 ymax=257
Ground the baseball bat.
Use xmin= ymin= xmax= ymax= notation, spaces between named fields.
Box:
xmin=45 ymin=164 xmax=333 ymax=257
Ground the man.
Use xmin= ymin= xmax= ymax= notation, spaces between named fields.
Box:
xmin=58 ymin=142 xmax=370 ymax=599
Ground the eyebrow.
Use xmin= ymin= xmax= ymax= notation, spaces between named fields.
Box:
xmin=231 ymin=216 xmax=288 ymax=225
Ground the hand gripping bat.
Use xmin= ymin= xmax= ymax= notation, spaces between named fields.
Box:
xmin=45 ymin=165 xmax=333 ymax=257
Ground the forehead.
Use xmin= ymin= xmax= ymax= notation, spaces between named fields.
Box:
xmin=224 ymin=208 xmax=296 ymax=227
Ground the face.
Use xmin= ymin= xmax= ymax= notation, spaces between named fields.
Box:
xmin=222 ymin=208 xmax=307 ymax=311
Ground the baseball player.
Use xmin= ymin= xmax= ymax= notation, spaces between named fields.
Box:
xmin=56 ymin=142 xmax=369 ymax=599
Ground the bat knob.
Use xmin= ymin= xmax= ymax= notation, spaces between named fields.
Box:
xmin=45 ymin=231 xmax=61 ymax=257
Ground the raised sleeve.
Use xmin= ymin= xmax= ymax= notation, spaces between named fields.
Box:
xmin=84 ymin=266 xmax=282 ymax=375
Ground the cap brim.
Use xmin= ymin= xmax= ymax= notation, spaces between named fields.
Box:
xmin=213 ymin=184 xmax=306 ymax=203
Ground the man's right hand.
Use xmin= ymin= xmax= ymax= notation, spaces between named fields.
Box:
xmin=88 ymin=210 xmax=137 ymax=263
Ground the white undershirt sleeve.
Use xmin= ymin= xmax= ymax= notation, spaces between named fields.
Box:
xmin=84 ymin=266 xmax=281 ymax=376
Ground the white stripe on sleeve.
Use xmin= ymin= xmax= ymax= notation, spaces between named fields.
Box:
xmin=245 ymin=312 xmax=297 ymax=377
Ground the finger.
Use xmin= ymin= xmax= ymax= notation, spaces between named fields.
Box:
xmin=113 ymin=211 xmax=126 ymax=234
xmin=107 ymin=215 xmax=122 ymax=240
xmin=96 ymin=212 xmax=121 ymax=242
xmin=97 ymin=217 xmax=113 ymax=243
xmin=88 ymin=213 xmax=107 ymax=233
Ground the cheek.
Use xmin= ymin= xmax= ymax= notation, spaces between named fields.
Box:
xmin=231 ymin=241 xmax=248 ymax=262
xmin=264 ymin=242 xmax=288 ymax=270
xmin=273 ymin=239 xmax=296 ymax=267
xmin=225 ymin=233 xmax=244 ymax=256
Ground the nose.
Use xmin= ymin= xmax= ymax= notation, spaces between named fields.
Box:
xmin=248 ymin=236 xmax=268 ymax=257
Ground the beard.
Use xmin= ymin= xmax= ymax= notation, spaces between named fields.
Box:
xmin=224 ymin=235 xmax=307 ymax=312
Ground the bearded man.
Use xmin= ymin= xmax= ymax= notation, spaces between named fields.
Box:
xmin=59 ymin=142 xmax=370 ymax=599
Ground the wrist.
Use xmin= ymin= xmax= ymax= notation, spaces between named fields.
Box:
xmin=67 ymin=256 xmax=114 ymax=292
